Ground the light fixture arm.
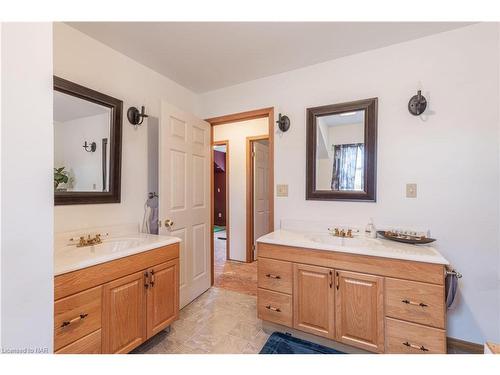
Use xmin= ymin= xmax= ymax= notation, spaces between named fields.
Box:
xmin=127 ymin=105 xmax=149 ymax=126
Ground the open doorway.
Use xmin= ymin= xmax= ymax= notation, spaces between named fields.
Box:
xmin=212 ymin=141 xmax=229 ymax=281
xmin=208 ymin=108 xmax=274 ymax=295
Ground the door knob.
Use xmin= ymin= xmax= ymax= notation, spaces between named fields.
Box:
xmin=164 ymin=219 xmax=174 ymax=228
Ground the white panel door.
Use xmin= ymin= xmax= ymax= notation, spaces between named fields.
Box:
xmin=160 ymin=101 xmax=210 ymax=308
xmin=253 ymin=141 xmax=270 ymax=260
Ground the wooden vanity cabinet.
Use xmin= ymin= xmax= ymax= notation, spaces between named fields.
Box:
xmin=102 ymin=271 xmax=147 ymax=354
xmin=335 ymin=270 xmax=384 ymax=353
xmin=293 ymin=264 xmax=335 ymax=339
xmin=257 ymin=242 xmax=447 ymax=354
xmin=54 ymin=243 xmax=180 ymax=354
xmin=146 ymin=259 xmax=179 ymax=338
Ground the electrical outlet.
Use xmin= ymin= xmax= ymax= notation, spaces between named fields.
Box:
xmin=276 ymin=184 xmax=288 ymax=197
xmin=406 ymin=183 xmax=417 ymax=198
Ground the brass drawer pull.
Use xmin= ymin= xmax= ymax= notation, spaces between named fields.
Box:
xmin=61 ymin=313 xmax=88 ymax=328
xmin=401 ymin=299 xmax=428 ymax=308
xmin=265 ymin=305 xmax=281 ymax=312
xmin=402 ymin=341 xmax=429 ymax=352
xmin=265 ymin=274 xmax=281 ymax=279
xmin=150 ymin=270 xmax=155 ymax=287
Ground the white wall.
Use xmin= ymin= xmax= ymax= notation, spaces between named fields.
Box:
xmin=1 ymin=23 xmax=53 ymax=353
xmin=198 ymin=23 xmax=500 ymax=343
xmin=213 ymin=118 xmax=268 ymax=261
xmin=0 ymin=22 xmax=3 ymax=348
xmin=53 ymin=23 xmax=198 ymax=232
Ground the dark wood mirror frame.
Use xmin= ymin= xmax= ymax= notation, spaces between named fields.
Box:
xmin=54 ymin=76 xmax=123 ymax=205
xmin=306 ymin=98 xmax=377 ymax=202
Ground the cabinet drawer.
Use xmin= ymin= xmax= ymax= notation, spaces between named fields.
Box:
xmin=56 ymin=329 xmax=101 ymax=354
xmin=258 ymin=258 xmax=293 ymax=294
xmin=385 ymin=317 xmax=446 ymax=354
xmin=54 ymin=286 xmax=102 ymax=351
xmin=385 ymin=278 xmax=445 ymax=328
xmin=258 ymin=288 xmax=292 ymax=327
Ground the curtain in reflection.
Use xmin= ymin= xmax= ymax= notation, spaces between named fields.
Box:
xmin=331 ymin=143 xmax=364 ymax=190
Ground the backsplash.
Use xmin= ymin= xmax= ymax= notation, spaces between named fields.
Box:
xmin=280 ymin=219 xmax=431 ymax=237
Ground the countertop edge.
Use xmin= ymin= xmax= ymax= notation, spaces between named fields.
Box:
xmin=54 ymin=237 xmax=181 ymax=276
xmin=257 ymin=236 xmax=450 ymax=266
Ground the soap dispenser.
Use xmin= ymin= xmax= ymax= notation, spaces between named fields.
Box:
xmin=365 ymin=218 xmax=377 ymax=238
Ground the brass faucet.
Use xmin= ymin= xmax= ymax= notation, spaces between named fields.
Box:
xmin=72 ymin=234 xmax=103 ymax=247
xmin=331 ymin=227 xmax=354 ymax=238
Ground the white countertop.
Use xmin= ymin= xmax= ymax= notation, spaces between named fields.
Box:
xmin=54 ymin=232 xmax=181 ymax=276
xmin=257 ymin=229 xmax=449 ymax=265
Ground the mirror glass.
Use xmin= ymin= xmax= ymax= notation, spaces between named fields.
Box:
xmin=54 ymin=91 xmax=111 ymax=192
xmin=315 ymin=110 xmax=365 ymax=191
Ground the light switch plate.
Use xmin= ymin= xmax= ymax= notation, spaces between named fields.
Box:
xmin=406 ymin=183 xmax=417 ymax=198
xmin=276 ymin=184 xmax=288 ymax=197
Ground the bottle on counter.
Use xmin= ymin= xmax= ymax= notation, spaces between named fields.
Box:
xmin=365 ymin=218 xmax=377 ymax=239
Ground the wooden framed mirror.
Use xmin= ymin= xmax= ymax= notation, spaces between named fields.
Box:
xmin=53 ymin=76 xmax=123 ymax=205
xmin=306 ymin=98 xmax=377 ymax=201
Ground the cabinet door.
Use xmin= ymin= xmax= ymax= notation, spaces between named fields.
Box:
xmin=335 ymin=270 xmax=384 ymax=353
xmin=146 ymin=259 xmax=179 ymax=338
xmin=102 ymin=271 xmax=147 ymax=354
xmin=293 ymin=264 xmax=335 ymax=339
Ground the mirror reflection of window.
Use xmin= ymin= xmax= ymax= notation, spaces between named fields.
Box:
xmin=315 ymin=110 xmax=365 ymax=192
xmin=53 ymin=91 xmax=111 ymax=192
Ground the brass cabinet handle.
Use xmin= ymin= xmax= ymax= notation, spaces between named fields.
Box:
xmin=265 ymin=305 xmax=281 ymax=312
xmin=144 ymin=271 xmax=150 ymax=289
xmin=61 ymin=313 xmax=88 ymax=328
xmin=402 ymin=299 xmax=428 ymax=307
xmin=265 ymin=273 xmax=281 ymax=279
xmin=150 ymin=270 xmax=155 ymax=287
xmin=335 ymin=271 xmax=340 ymax=290
xmin=402 ymin=341 xmax=429 ymax=352
xmin=329 ymin=270 xmax=333 ymax=288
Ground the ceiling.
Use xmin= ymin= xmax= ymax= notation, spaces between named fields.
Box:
xmin=54 ymin=91 xmax=109 ymax=122
xmin=67 ymin=22 xmax=473 ymax=93
xmin=320 ymin=110 xmax=365 ymax=126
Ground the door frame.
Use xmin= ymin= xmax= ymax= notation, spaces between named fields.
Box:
xmin=212 ymin=140 xmax=230 ymax=261
xmin=206 ymin=107 xmax=275 ymax=284
xmin=247 ymin=135 xmax=270 ymax=262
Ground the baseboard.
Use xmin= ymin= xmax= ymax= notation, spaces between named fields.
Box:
xmin=447 ymin=337 xmax=483 ymax=354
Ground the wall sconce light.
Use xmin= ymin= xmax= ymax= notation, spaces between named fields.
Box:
xmin=276 ymin=113 xmax=291 ymax=132
xmin=408 ymin=90 xmax=427 ymax=116
xmin=127 ymin=105 xmax=149 ymax=126
xmin=83 ymin=141 xmax=96 ymax=153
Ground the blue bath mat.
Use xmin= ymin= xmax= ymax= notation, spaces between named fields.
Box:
xmin=260 ymin=332 xmax=345 ymax=354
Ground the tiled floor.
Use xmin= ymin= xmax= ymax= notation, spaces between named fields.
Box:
xmin=132 ymin=287 xmax=269 ymax=354
xmin=213 ymin=230 xmax=258 ymax=296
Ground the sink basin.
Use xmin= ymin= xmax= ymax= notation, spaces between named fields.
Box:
xmin=54 ymin=233 xmax=181 ymax=276
xmin=304 ymin=233 xmax=374 ymax=247
xmin=61 ymin=237 xmax=145 ymax=253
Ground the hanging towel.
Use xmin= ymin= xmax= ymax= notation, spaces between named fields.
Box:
xmin=147 ymin=195 xmax=159 ymax=235
xmin=445 ymin=271 xmax=459 ymax=309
